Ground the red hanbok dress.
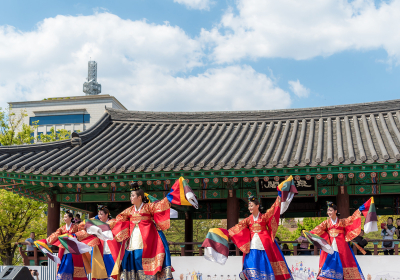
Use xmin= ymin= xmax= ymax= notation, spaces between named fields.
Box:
xmin=47 ymin=223 xmax=89 ymax=280
xmin=114 ymin=197 xmax=173 ymax=280
xmin=310 ymin=210 xmax=364 ymax=280
xmin=228 ymin=197 xmax=292 ymax=280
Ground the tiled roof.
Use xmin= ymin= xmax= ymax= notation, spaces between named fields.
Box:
xmin=1 ymin=99 xmax=400 ymax=176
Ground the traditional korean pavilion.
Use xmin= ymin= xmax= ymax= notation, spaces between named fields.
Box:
xmin=1 ymin=99 xmax=400 ymax=237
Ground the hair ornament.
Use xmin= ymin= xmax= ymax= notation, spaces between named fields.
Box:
xmin=326 ymin=201 xmax=335 ymax=207
xmin=249 ymin=195 xmax=256 ymax=202
xmin=130 ymin=182 xmax=140 ymax=191
xmin=143 ymin=193 xmax=150 ymax=204
xmin=98 ymin=205 xmax=108 ymax=211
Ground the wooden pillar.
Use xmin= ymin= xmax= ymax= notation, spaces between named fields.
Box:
xmin=227 ymin=189 xmax=239 ymax=229
xmin=18 ymin=246 xmax=29 ymax=266
xmin=185 ymin=212 xmax=193 ymax=256
xmin=352 ymin=243 xmax=358 ymax=255
xmin=33 ymin=247 xmax=39 ymax=266
xmin=293 ymin=243 xmax=298 ymax=256
xmin=47 ymin=195 xmax=60 ymax=237
xmin=336 ymin=185 xmax=350 ymax=218
xmin=88 ymin=212 xmax=96 ymax=219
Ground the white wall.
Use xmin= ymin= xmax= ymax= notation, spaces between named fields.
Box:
xmin=2 ymin=256 xmax=400 ymax=280
xmin=171 ymin=256 xmax=400 ymax=280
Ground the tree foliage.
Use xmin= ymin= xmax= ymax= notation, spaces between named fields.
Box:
xmin=0 ymin=190 xmax=47 ymax=265
xmin=164 ymin=219 xmax=226 ymax=255
xmin=289 ymin=217 xmax=326 ymax=240
xmin=0 ymin=106 xmax=78 ymax=146
xmin=38 ymin=127 xmax=74 ymax=142
xmin=0 ymin=106 xmax=37 ymax=146
xmin=0 ymin=107 xmax=79 ymax=265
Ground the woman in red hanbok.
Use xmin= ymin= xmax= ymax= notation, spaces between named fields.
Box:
xmin=228 ymin=196 xmax=292 ymax=280
xmin=114 ymin=179 xmax=198 ymax=280
xmin=310 ymin=202 xmax=364 ymax=280
xmin=47 ymin=211 xmax=89 ymax=280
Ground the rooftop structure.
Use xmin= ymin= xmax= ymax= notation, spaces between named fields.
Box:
xmin=83 ymin=61 xmax=101 ymax=95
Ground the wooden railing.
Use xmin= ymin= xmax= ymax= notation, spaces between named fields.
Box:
xmin=18 ymin=246 xmax=55 ymax=266
xmin=18 ymin=239 xmax=400 ymax=264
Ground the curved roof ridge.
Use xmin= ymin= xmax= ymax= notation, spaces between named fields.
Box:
xmin=106 ymin=99 xmax=400 ymax=123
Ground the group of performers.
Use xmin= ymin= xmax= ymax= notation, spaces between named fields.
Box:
xmin=39 ymin=176 xmax=376 ymax=280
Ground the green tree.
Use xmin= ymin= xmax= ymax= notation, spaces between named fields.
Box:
xmin=0 ymin=190 xmax=47 ymax=265
xmin=164 ymin=219 xmax=225 ymax=255
xmin=290 ymin=217 xmax=326 ymax=240
xmin=276 ymin=223 xmax=292 ymax=241
xmin=1 ymin=106 xmax=79 ymax=145
xmin=0 ymin=107 xmax=79 ymax=265
xmin=0 ymin=106 xmax=38 ymax=146
xmin=38 ymin=127 xmax=76 ymax=142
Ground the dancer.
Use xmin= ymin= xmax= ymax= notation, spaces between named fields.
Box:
xmin=76 ymin=205 xmax=121 ymax=280
xmin=113 ymin=178 xmax=198 ymax=280
xmin=229 ymin=195 xmax=292 ymax=280
xmin=46 ymin=211 xmax=90 ymax=280
xmin=202 ymin=176 xmax=298 ymax=280
xmin=307 ymin=199 xmax=377 ymax=280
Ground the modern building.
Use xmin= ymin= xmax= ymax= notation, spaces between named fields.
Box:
xmin=8 ymin=61 xmax=126 ymax=140
xmin=9 ymin=94 xmax=126 ymax=139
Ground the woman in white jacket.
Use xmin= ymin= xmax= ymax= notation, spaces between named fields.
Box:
xmin=381 ymin=217 xmax=396 ymax=255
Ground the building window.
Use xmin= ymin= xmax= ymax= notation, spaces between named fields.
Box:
xmin=30 ymin=114 xmax=90 ymax=125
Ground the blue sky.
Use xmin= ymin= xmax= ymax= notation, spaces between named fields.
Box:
xmin=1 ymin=0 xmax=400 ymax=111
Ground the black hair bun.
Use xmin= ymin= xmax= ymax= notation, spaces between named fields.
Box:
xmin=130 ymin=182 xmax=140 ymax=191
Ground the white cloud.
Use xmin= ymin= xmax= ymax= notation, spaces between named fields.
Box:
xmin=201 ymin=0 xmax=400 ymax=63
xmin=288 ymin=79 xmax=310 ymax=98
xmin=173 ymin=0 xmax=213 ymax=10
xmin=0 ymin=13 xmax=292 ymax=112
xmin=116 ymin=65 xmax=292 ymax=111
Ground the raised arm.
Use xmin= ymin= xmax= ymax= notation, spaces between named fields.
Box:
xmin=343 ymin=209 xmax=362 ymax=241
xmin=46 ymin=227 xmax=64 ymax=245
xmin=261 ymin=196 xmax=281 ymax=239
xmin=148 ymin=197 xmax=172 ymax=231
xmin=343 ymin=209 xmax=362 ymax=227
